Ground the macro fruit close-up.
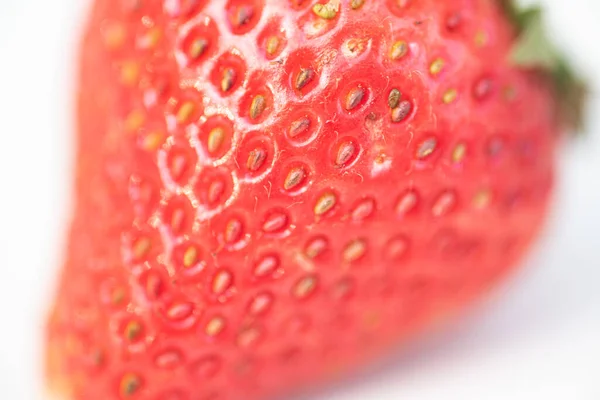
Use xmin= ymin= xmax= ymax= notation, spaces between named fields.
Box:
xmin=0 ymin=0 xmax=599 ymax=399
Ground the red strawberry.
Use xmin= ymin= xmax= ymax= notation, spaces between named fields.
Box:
xmin=46 ymin=0 xmax=584 ymax=399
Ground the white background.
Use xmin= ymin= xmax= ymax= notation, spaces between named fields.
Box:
xmin=0 ymin=1 xmax=599 ymax=399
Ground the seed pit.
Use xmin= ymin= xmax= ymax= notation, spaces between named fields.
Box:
xmin=210 ymin=52 xmax=247 ymax=95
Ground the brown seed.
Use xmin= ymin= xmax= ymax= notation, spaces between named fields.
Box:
xmin=266 ymin=36 xmax=280 ymax=55
xmin=284 ymin=167 xmax=306 ymax=190
xmin=314 ymin=192 xmax=336 ymax=216
xmin=249 ymin=95 xmax=266 ymax=119
xmin=295 ymin=68 xmax=315 ymax=91
xmin=221 ymin=68 xmax=237 ymax=92
xmin=207 ymin=127 xmax=225 ymax=154
xmin=124 ymin=321 xmax=142 ymax=342
xmin=335 ymin=141 xmax=356 ymax=167
xmin=120 ymin=373 xmax=141 ymax=397
xmin=246 ymin=148 xmax=267 ymax=171
xmin=189 ymin=38 xmax=208 ymax=60
xmin=345 ymin=86 xmax=365 ymax=111
xmin=224 ymin=219 xmax=243 ymax=243
xmin=391 ymin=100 xmax=412 ymax=122
xmin=231 ymin=5 xmax=254 ymax=28
xmin=289 ymin=117 xmax=311 ymax=138
xmin=390 ymin=40 xmax=408 ymax=60
xmin=388 ymin=88 xmax=401 ymax=108
xmin=416 ymin=138 xmax=437 ymax=159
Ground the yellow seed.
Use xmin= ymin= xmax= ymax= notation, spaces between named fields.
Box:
xmin=265 ymin=36 xmax=280 ymax=55
xmin=103 ymin=23 xmax=126 ymax=49
xmin=132 ymin=237 xmax=151 ymax=260
xmin=452 ymin=143 xmax=467 ymax=163
xmin=189 ymin=38 xmax=208 ymax=59
xmin=390 ymin=40 xmax=408 ymax=60
xmin=111 ymin=287 xmax=126 ymax=305
xmin=139 ymin=27 xmax=162 ymax=49
xmin=237 ymin=326 xmax=260 ymax=348
xmin=351 ymin=0 xmax=365 ymax=9
xmin=429 ymin=58 xmax=445 ymax=76
xmin=176 ymin=101 xmax=195 ymax=124
xmin=220 ymin=68 xmax=236 ymax=92
xmin=120 ymin=61 xmax=140 ymax=86
xmin=314 ymin=192 xmax=336 ymax=216
xmin=293 ymin=276 xmax=318 ymax=299
xmin=473 ymin=189 xmax=492 ymax=209
xmin=141 ymin=131 xmax=164 ymax=151
xmin=475 ymin=30 xmax=488 ymax=47
xmin=442 ymin=88 xmax=458 ymax=104
xmin=182 ymin=246 xmax=198 ymax=268
xmin=343 ymin=239 xmax=367 ymax=263
xmin=207 ymin=127 xmax=225 ymax=154
xmin=312 ymin=0 xmax=340 ymax=19
xmin=125 ymin=110 xmax=145 ymax=132
xmin=205 ymin=316 xmax=226 ymax=337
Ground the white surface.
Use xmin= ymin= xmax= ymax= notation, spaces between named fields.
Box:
xmin=0 ymin=1 xmax=599 ymax=399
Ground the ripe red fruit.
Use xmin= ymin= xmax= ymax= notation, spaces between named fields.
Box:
xmin=46 ymin=1 xmax=583 ymax=399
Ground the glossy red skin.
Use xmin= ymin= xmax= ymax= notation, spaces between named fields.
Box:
xmin=46 ymin=0 xmax=558 ymax=399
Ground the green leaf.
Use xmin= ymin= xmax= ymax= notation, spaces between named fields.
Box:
xmin=502 ymin=1 xmax=588 ymax=132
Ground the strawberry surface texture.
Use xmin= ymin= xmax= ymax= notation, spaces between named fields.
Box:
xmin=46 ymin=0 xmax=565 ymax=399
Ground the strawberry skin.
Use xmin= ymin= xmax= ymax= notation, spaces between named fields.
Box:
xmin=47 ymin=0 xmax=560 ymax=399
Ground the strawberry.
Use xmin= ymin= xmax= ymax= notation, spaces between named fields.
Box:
xmin=46 ymin=0 xmax=584 ymax=399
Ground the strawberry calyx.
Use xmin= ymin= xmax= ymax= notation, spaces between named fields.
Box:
xmin=502 ymin=1 xmax=588 ymax=132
